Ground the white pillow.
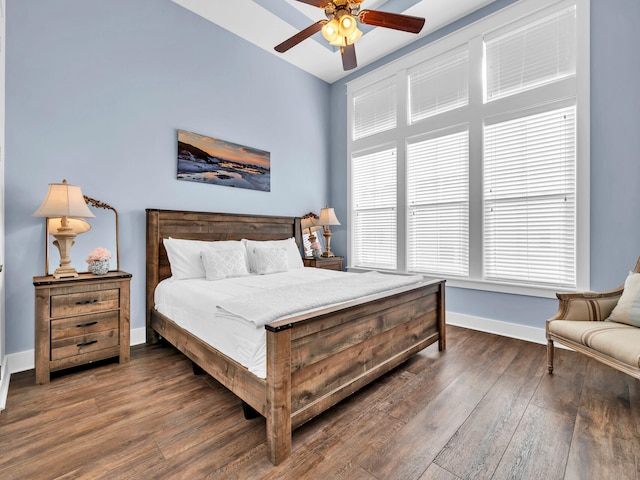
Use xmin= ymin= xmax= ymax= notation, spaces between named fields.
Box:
xmin=243 ymin=238 xmax=303 ymax=273
xmin=201 ymin=249 xmax=250 ymax=281
xmin=163 ymin=238 xmax=247 ymax=280
xmin=253 ymin=248 xmax=289 ymax=275
xmin=606 ymin=272 xmax=640 ymax=327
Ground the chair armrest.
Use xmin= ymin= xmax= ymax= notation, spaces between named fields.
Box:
xmin=548 ymin=257 xmax=639 ymax=324
xmin=548 ymin=287 xmax=624 ymax=323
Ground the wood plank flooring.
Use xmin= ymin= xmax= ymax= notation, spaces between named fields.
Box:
xmin=1 ymin=325 xmax=639 ymax=479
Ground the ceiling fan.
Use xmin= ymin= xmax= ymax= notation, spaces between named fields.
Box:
xmin=274 ymin=0 xmax=426 ymax=71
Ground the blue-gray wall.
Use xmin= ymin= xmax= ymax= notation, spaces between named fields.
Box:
xmin=328 ymin=0 xmax=640 ymax=328
xmin=5 ymin=0 xmax=330 ymax=354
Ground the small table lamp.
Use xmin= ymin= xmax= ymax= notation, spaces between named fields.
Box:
xmin=300 ymin=213 xmax=322 ymax=242
xmin=317 ymin=206 xmax=340 ymax=257
xmin=301 ymin=213 xmax=323 ymax=257
xmin=33 ymin=180 xmax=95 ymax=279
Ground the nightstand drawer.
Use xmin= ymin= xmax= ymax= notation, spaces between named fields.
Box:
xmin=51 ymin=311 xmax=119 ymax=341
xmin=51 ymin=328 xmax=119 ymax=361
xmin=51 ymin=288 xmax=119 ymax=317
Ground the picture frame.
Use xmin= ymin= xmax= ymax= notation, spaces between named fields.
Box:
xmin=177 ymin=130 xmax=271 ymax=192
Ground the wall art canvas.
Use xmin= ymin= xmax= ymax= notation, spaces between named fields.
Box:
xmin=177 ymin=130 xmax=271 ymax=192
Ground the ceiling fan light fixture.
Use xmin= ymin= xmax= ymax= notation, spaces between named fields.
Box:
xmin=275 ymin=0 xmax=425 ymax=72
xmin=346 ymin=27 xmax=362 ymax=45
xmin=322 ymin=18 xmax=340 ymax=43
xmin=339 ymin=14 xmax=357 ymax=36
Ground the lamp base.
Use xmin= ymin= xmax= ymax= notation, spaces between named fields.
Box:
xmin=52 ymin=230 xmax=79 ymax=279
xmin=52 ymin=266 xmax=79 ymax=279
xmin=322 ymin=228 xmax=335 ymax=257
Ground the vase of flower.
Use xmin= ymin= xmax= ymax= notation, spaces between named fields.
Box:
xmin=310 ymin=241 xmax=323 ymax=258
xmin=86 ymin=247 xmax=112 ymax=275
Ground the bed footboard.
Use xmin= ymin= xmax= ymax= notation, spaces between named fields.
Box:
xmin=264 ymin=279 xmax=445 ymax=464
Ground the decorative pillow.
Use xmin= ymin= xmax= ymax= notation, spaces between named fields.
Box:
xmin=243 ymin=238 xmax=303 ymax=273
xmin=201 ymin=249 xmax=250 ymax=281
xmin=606 ymin=272 xmax=640 ymax=327
xmin=163 ymin=238 xmax=247 ymax=280
xmin=253 ymin=248 xmax=289 ymax=275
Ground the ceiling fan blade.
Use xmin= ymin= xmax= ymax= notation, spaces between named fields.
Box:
xmin=341 ymin=43 xmax=357 ymax=71
xmin=275 ymin=20 xmax=327 ymax=53
xmin=358 ymin=10 xmax=425 ymax=34
xmin=295 ymin=0 xmax=329 ymax=7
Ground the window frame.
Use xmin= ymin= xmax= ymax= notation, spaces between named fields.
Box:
xmin=346 ymin=0 xmax=589 ymax=298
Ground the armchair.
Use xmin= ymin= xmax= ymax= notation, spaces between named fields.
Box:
xmin=546 ymin=257 xmax=640 ymax=379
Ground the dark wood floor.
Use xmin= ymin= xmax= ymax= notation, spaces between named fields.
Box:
xmin=2 ymin=325 xmax=639 ymax=479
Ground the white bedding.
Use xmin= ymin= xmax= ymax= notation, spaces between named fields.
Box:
xmin=154 ymin=268 xmax=424 ymax=378
xmin=217 ymin=271 xmax=424 ymax=327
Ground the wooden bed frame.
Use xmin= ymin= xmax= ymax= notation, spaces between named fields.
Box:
xmin=146 ymin=208 xmax=446 ymax=464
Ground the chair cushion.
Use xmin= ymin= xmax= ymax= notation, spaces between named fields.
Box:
xmin=606 ymin=272 xmax=640 ymax=327
xmin=548 ymin=320 xmax=640 ymax=368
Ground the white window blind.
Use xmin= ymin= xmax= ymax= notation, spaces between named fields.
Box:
xmin=408 ymin=130 xmax=469 ymax=276
xmin=484 ymin=105 xmax=576 ymax=287
xmin=409 ymin=48 xmax=469 ymax=123
xmin=352 ymin=79 xmax=397 ymax=141
xmin=352 ymin=148 xmax=397 ymax=269
xmin=485 ymin=5 xmax=577 ymax=101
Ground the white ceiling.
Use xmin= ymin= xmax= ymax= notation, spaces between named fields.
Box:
xmin=172 ymin=0 xmax=496 ymax=83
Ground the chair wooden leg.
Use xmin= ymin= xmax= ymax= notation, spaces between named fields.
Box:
xmin=547 ymin=339 xmax=554 ymax=374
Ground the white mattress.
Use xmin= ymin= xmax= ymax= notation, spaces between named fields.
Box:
xmin=154 ymin=268 xmax=354 ymax=378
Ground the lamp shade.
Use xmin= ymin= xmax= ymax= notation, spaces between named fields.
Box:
xmin=300 ymin=215 xmax=317 ymax=231
xmin=33 ymin=180 xmax=95 ymax=219
xmin=318 ymin=207 xmax=340 ymax=226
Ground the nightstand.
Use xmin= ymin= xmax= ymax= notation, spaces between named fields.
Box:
xmin=33 ymin=271 xmax=132 ymax=384
xmin=303 ymin=256 xmax=344 ymax=271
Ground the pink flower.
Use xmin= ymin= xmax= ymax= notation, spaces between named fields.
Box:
xmin=86 ymin=247 xmax=112 ymax=263
xmin=310 ymin=241 xmax=321 ymax=250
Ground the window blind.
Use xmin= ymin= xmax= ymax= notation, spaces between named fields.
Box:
xmin=409 ymin=48 xmax=469 ymax=123
xmin=352 ymin=79 xmax=397 ymax=141
xmin=484 ymin=106 xmax=576 ymax=287
xmin=485 ymin=5 xmax=577 ymax=101
xmin=352 ymin=148 xmax=397 ymax=269
xmin=407 ymin=130 xmax=469 ymax=276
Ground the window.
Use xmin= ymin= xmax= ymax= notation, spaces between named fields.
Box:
xmin=484 ymin=106 xmax=576 ymax=287
xmin=352 ymin=78 xmax=397 ymax=141
xmin=407 ymin=129 xmax=469 ymax=276
xmin=409 ymin=47 xmax=469 ymax=123
xmin=347 ymin=0 xmax=589 ymax=296
xmin=352 ymin=147 xmax=397 ymax=269
xmin=485 ymin=5 xmax=577 ymax=101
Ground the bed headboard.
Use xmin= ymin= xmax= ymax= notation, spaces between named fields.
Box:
xmin=145 ymin=209 xmax=301 ymax=342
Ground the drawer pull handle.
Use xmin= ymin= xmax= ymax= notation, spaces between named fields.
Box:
xmin=76 ymin=299 xmax=98 ymax=305
xmin=76 ymin=321 xmax=98 ymax=328
xmin=77 ymin=340 xmax=98 ymax=347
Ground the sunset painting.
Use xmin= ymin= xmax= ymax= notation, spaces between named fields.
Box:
xmin=177 ymin=130 xmax=271 ymax=192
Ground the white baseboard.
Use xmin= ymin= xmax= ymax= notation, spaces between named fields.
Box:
xmin=130 ymin=327 xmax=146 ymax=347
xmin=0 ymin=359 xmax=9 ymax=411
xmin=6 ymin=349 xmax=34 ymax=375
xmin=446 ymin=311 xmax=547 ymax=345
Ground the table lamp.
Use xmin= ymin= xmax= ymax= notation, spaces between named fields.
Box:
xmin=317 ymin=206 xmax=340 ymax=257
xmin=33 ymin=180 xmax=95 ymax=278
xmin=301 ymin=212 xmax=323 ymax=257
